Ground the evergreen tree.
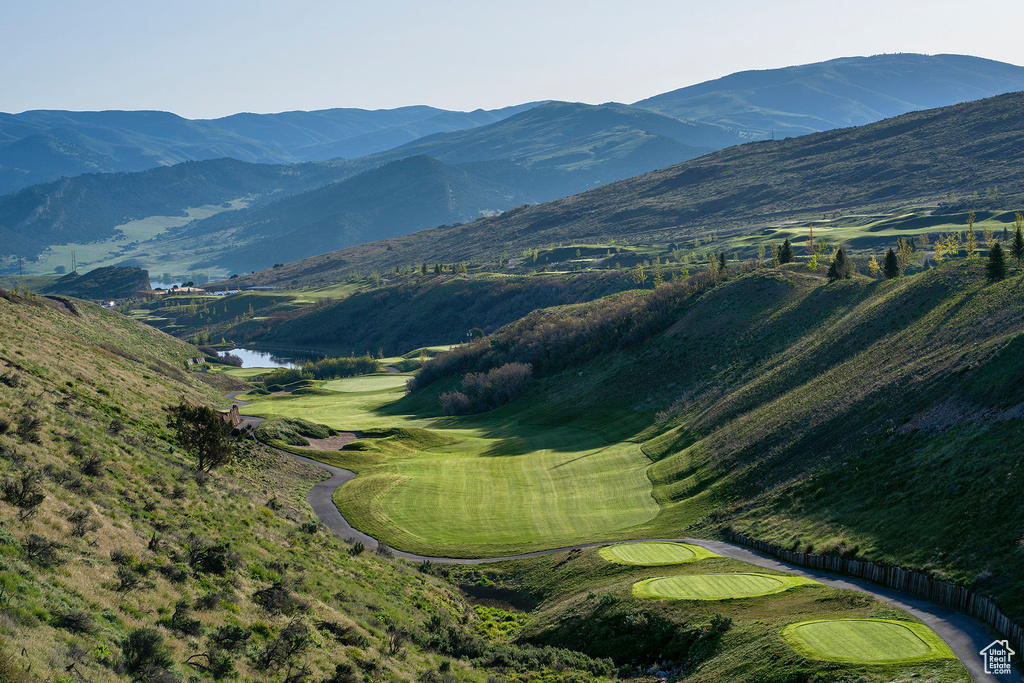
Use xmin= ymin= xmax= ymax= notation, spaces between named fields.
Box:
xmin=883 ymin=248 xmax=900 ymax=279
xmin=827 ymin=247 xmax=851 ymax=281
xmin=718 ymin=252 xmax=727 ymax=272
xmin=1012 ymin=213 xmax=1024 ymax=271
xmin=778 ymin=239 xmax=794 ymax=264
xmin=987 ymin=242 xmax=1007 ymax=282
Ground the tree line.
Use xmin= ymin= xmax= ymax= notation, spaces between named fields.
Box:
xmin=261 ymin=355 xmax=381 ymax=386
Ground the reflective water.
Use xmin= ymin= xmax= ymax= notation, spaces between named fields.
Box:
xmin=226 ymin=348 xmax=298 ymax=369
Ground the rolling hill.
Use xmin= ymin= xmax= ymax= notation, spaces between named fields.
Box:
xmin=227 ymin=90 xmax=1024 ymax=289
xmin=183 ymin=156 xmax=534 ymax=272
xmin=634 ymin=53 xmax=1024 ymax=137
xmin=0 ymin=157 xmax=362 ymax=261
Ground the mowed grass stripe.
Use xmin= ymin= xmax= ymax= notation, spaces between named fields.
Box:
xmin=780 ymin=619 xmax=956 ymax=664
xmin=598 ymin=542 xmax=717 ymax=565
xmin=244 ymin=391 xmax=657 ymax=556
xmin=339 ymin=440 xmax=657 ymax=555
xmin=633 ymin=573 xmax=818 ymax=600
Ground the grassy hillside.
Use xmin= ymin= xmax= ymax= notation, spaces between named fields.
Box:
xmin=317 ymin=260 xmax=1024 ymax=620
xmin=235 ymin=271 xmax=637 ymax=357
xmin=224 ymin=91 xmax=1024 ymax=290
xmin=634 ymin=53 xmax=1024 ymax=136
xmin=0 ymin=290 xmax=625 ymax=683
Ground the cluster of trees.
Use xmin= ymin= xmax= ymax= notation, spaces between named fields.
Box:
xmin=864 ymin=214 xmax=1024 ymax=283
xmin=438 ymin=362 xmax=532 ymax=415
xmin=261 ymin=355 xmax=380 ymax=386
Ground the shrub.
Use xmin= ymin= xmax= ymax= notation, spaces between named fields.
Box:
xmin=15 ymin=415 xmax=41 ymax=443
xmin=183 ymin=534 xmax=239 ymax=575
xmin=22 ymin=534 xmax=62 ymax=566
xmin=167 ymin=601 xmax=203 ymax=637
xmin=53 ymin=608 xmax=97 ymax=634
xmin=440 ymin=362 xmax=532 ymax=415
xmin=80 ymin=454 xmax=105 ymax=477
xmin=2 ymin=470 xmax=45 ymax=510
xmin=121 ymin=628 xmax=173 ymax=678
xmin=209 ymin=625 xmax=250 ymax=653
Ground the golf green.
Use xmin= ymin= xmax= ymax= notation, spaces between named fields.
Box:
xmin=633 ymin=572 xmax=817 ymax=600
xmin=323 ymin=375 xmax=409 ymax=393
xmin=780 ymin=619 xmax=956 ymax=664
xmin=598 ymin=542 xmax=717 ymax=565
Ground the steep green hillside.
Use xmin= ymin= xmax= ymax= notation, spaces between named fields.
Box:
xmin=236 ymin=271 xmax=636 ymax=357
xmin=396 ymin=261 xmax=1024 ymax=617
xmin=226 ymin=91 xmax=1024 ymax=289
xmin=634 ymin=53 xmax=1024 ymax=136
xmin=0 ymin=290 xmax=628 ymax=683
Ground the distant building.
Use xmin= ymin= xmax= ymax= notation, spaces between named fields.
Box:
xmin=136 ymin=289 xmax=168 ymax=299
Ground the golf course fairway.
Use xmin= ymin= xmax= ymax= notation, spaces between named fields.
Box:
xmin=780 ymin=619 xmax=956 ymax=664
xmin=599 ymin=541 xmax=717 ymax=565
xmin=239 ymin=385 xmax=659 ymax=556
xmin=632 ymin=572 xmax=817 ymax=600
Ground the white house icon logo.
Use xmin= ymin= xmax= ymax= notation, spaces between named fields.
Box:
xmin=980 ymin=640 xmax=1015 ymax=675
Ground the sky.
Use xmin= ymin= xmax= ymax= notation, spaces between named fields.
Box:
xmin=3 ymin=0 xmax=1024 ymax=119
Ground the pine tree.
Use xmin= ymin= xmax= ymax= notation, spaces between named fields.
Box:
xmin=987 ymin=242 xmax=1007 ymax=282
xmin=779 ymin=239 xmax=794 ymax=264
xmin=1012 ymin=213 xmax=1024 ymax=271
xmin=883 ymin=248 xmax=900 ymax=279
xmin=718 ymin=252 xmax=727 ymax=272
xmin=827 ymin=247 xmax=851 ymax=281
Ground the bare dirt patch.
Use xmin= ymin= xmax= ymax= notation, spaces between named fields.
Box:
xmin=297 ymin=433 xmax=361 ymax=450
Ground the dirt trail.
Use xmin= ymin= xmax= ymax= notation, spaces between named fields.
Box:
xmin=226 ymin=393 xmax=1014 ymax=681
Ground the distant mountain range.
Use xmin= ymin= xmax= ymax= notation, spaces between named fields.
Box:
xmin=3 ymin=53 xmax=1024 ymax=275
xmin=634 ymin=53 xmax=1024 ymax=136
xmin=0 ymin=103 xmax=542 ymax=195
xmin=228 ymin=89 xmax=1024 ymax=288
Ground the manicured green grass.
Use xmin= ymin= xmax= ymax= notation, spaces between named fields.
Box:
xmin=780 ymin=619 xmax=956 ymax=664
xmin=598 ymin=541 xmax=717 ymax=565
xmin=632 ymin=572 xmax=818 ymax=600
xmin=323 ymin=374 xmax=409 ymax=393
xmin=207 ymin=365 xmax=270 ymax=380
xmin=240 ymin=389 xmax=658 ymax=556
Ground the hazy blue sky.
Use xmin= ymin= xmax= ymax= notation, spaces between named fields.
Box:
xmin=3 ymin=0 xmax=1022 ymax=118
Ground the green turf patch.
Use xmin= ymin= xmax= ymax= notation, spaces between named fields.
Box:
xmin=780 ymin=619 xmax=956 ymax=664
xmin=323 ymin=375 xmax=410 ymax=393
xmin=598 ymin=541 xmax=717 ymax=565
xmin=632 ymin=572 xmax=817 ymax=600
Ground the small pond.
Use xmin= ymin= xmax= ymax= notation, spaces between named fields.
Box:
xmin=225 ymin=348 xmax=300 ymax=369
